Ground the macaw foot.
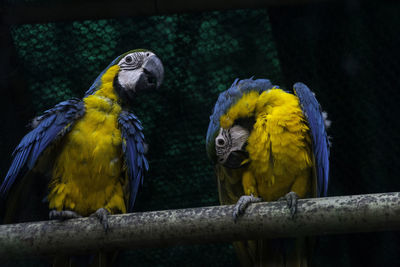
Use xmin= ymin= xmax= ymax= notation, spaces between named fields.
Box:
xmin=90 ymin=208 xmax=110 ymax=232
xmin=233 ymin=194 xmax=263 ymax=222
xmin=49 ymin=210 xmax=83 ymax=220
xmin=279 ymin=191 xmax=299 ymax=218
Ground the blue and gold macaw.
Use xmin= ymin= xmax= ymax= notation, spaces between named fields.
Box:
xmin=206 ymin=78 xmax=330 ymax=266
xmin=0 ymin=49 xmax=164 ymax=232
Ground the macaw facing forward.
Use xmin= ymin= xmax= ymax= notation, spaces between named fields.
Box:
xmin=206 ymin=78 xmax=330 ymax=267
xmin=0 ymin=49 xmax=164 ymax=230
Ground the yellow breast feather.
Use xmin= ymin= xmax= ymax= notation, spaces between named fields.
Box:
xmin=221 ymin=88 xmax=313 ymax=201
xmin=48 ymin=65 xmax=128 ymax=215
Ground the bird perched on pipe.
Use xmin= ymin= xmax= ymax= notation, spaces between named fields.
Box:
xmin=0 ymin=49 xmax=163 ymax=230
xmin=206 ymin=78 xmax=330 ymax=266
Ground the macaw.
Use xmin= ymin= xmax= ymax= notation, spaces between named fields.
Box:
xmin=206 ymin=78 xmax=330 ymax=267
xmin=0 ymin=49 xmax=163 ymax=229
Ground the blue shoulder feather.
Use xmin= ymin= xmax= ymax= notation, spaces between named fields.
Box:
xmin=84 ymin=56 xmax=120 ymax=97
xmin=118 ymin=111 xmax=148 ymax=212
xmin=294 ymin=82 xmax=330 ymax=197
xmin=206 ymin=78 xmax=274 ymax=161
xmin=0 ymin=99 xmax=85 ymax=198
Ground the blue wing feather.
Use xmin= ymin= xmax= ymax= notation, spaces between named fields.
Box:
xmin=84 ymin=56 xmax=120 ymax=97
xmin=206 ymin=78 xmax=274 ymax=161
xmin=293 ymin=82 xmax=330 ymax=197
xmin=0 ymin=99 xmax=85 ymax=199
xmin=118 ymin=111 xmax=148 ymax=212
xmin=143 ymin=157 xmax=149 ymax=174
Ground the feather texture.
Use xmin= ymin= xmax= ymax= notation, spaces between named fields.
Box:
xmin=207 ymin=78 xmax=330 ymax=267
xmin=207 ymin=79 xmax=330 ymax=198
xmin=220 ymin=88 xmax=313 ymax=200
xmin=0 ymin=99 xmax=85 ymax=199
xmin=48 ymin=65 xmax=128 ymax=215
xmin=294 ymin=82 xmax=330 ymax=197
xmin=206 ymin=78 xmax=274 ymax=161
xmin=1 ymin=50 xmax=157 ymax=267
xmin=118 ymin=111 xmax=148 ymax=212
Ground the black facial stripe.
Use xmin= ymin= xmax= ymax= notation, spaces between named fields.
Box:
xmin=121 ymin=52 xmax=146 ymax=69
xmin=113 ymin=72 xmax=140 ymax=107
xmin=113 ymin=74 xmax=124 ymax=98
xmin=223 ymin=150 xmax=249 ymax=169
xmin=120 ymin=67 xmax=138 ymax=71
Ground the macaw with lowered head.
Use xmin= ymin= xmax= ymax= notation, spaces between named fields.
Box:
xmin=206 ymin=78 xmax=330 ymax=266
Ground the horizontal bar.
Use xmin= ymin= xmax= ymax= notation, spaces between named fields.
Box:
xmin=2 ymin=0 xmax=334 ymax=25
xmin=0 ymin=192 xmax=399 ymax=258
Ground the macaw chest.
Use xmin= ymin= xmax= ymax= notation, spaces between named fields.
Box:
xmin=246 ymin=111 xmax=313 ymax=201
xmin=48 ymin=101 xmax=126 ymax=215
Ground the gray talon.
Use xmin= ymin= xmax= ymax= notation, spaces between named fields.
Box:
xmin=233 ymin=194 xmax=263 ymax=222
xmin=280 ymin=191 xmax=299 ymax=218
xmin=90 ymin=208 xmax=110 ymax=231
xmin=49 ymin=210 xmax=82 ymax=220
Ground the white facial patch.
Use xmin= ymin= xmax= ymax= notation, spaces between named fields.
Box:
xmin=117 ymin=68 xmax=143 ymax=92
xmin=118 ymin=51 xmax=154 ymax=69
xmin=215 ymin=125 xmax=249 ymax=164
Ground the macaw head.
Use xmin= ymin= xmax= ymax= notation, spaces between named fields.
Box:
xmin=114 ymin=49 xmax=164 ymax=101
xmin=215 ymin=124 xmax=250 ymax=169
xmin=206 ymin=78 xmax=273 ymax=165
xmin=85 ymin=49 xmax=164 ymax=102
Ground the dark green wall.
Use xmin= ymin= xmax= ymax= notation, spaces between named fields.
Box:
xmin=269 ymin=1 xmax=400 ymax=266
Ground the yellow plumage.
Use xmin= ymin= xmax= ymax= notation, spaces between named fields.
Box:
xmin=220 ymin=88 xmax=314 ymax=201
xmin=48 ymin=65 xmax=128 ymax=216
xmin=219 ymin=88 xmax=315 ymax=267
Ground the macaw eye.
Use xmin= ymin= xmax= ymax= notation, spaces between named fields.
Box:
xmin=216 ymin=138 xmax=226 ymax=147
xmin=125 ymin=56 xmax=133 ymax=63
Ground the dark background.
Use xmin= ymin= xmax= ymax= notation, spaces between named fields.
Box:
xmin=1 ymin=0 xmax=400 ymax=266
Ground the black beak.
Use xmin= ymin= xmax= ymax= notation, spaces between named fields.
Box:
xmin=223 ymin=150 xmax=249 ymax=169
xmin=136 ymin=55 xmax=164 ymax=92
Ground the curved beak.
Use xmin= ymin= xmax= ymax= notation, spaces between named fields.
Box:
xmin=140 ymin=55 xmax=164 ymax=90
xmin=222 ymin=150 xmax=249 ymax=169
